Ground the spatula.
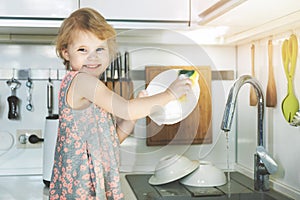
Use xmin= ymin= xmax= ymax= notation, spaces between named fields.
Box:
xmin=266 ymin=40 xmax=277 ymax=107
xmin=250 ymin=44 xmax=257 ymax=106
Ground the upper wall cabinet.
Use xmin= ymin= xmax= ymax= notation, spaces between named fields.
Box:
xmin=190 ymin=0 xmax=300 ymax=44
xmin=0 ymin=0 xmax=78 ymax=18
xmin=0 ymin=1 xmax=78 ymax=35
xmin=80 ymin=0 xmax=190 ymax=28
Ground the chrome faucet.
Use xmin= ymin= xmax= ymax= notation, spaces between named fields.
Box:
xmin=221 ymin=75 xmax=278 ymax=191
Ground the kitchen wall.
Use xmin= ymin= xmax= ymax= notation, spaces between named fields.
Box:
xmin=236 ymin=31 xmax=300 ymax=199
xmin=0 ymin=44 xmax=63 ymax=175
xmin=117 ymin=40 xmax=237 ymax=172
xmin=1 ymin=28 xmax=299 ymax=199
xmin=0 ymin=30 xmax=237 ymax=176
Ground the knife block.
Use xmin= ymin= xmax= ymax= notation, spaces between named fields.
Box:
xmin=108 ymin=79 xmax=134 ymax=100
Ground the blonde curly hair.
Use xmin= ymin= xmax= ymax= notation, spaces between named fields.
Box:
xmin=55 ymin=7 xmax=117 ymax=70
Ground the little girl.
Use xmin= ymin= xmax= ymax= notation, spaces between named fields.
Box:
xmin=49 ymin=7 xmax=192 ymax=200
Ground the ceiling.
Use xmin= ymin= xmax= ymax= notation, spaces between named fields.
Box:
xmin=191 ymin=0 xmax=300 ymax=44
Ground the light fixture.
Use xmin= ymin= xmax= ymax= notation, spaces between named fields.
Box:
xmin=198 ymin=0 xmax=247 ymax=25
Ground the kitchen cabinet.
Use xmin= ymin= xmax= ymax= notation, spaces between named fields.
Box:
xmin=190 ymin=0 xmax=300 ymax=44
xmin=80 ymin=0 xmax=190 ymax=23
xmin=0 ymin=0 xmax=78 ymax=18
xmin=145 ymin=66 xmax=212 ymax=146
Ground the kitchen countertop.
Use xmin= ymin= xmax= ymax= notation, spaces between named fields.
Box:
xmin=1 ymin=172 xmax=293 ymax=200
xmin=0 ymin=173 xmax=137 ymax=200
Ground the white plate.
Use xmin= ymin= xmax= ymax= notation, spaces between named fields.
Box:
xmin=146 ymin=69 xmax=200 ymax=125
xmin=148 ymin=160 xmax=199 ymax=185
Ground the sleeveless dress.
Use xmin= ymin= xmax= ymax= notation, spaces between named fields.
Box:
xmin=49 ymin=71 xmax=124 ymax=200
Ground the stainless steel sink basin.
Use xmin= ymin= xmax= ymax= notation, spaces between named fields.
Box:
xmin=125 ymin=172 xmax=293 ymax=200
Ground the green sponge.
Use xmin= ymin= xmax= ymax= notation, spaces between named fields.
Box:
xmin=178 ymin=70 xmax=195 ymax=77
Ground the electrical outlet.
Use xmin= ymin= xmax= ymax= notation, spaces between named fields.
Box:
xmin=16 ymin=129 xmax=43 ymax=149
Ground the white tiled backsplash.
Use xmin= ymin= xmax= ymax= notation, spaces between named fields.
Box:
xmin=0 ymin=43 xmax=236 ymax=175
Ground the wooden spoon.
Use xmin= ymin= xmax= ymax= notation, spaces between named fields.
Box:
xmin=266 ymin=40 xmax=277 ymax=107
xmin=250 ymin=44 xmax=257 ymax=106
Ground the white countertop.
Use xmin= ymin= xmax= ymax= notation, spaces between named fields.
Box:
xmin=0 ymin=173 xmax=137 ymax=200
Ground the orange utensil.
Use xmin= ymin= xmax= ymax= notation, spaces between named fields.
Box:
xmin=266 ymin=40 xmax=277 ymax=107
xmin=250 ymin=44 xmax=257 ymax=106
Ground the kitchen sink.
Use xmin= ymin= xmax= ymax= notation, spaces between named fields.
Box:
xmin=125 ymin=172 xmax=293 ymax=200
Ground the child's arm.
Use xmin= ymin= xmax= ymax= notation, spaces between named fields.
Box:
xmin=73 ymin=72 xmax=191 ymax=121
xmin=117 ymin=119 xmax=135 ymax=143
xmin=117 ymin=90 xmax=148 ymax=143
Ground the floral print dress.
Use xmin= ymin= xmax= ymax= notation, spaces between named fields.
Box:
xmin=49 ymin=71 xmax=124 ymax=200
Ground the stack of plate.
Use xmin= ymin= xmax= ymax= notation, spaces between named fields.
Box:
xmin=149 ymin=155 xmax=226 ymax=187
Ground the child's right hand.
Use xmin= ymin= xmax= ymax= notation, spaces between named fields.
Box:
xmin=167 ymin=76 xmax=192 ymax=100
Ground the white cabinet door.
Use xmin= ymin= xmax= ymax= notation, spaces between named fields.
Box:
xmin=0 ymin=0 xmax=78 ymax=18
xmin=80 ymin=0 xmax=189 ymax=22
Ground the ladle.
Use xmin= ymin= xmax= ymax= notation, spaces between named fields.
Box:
xmin=281 ymin=34 xmax=299 ymax=122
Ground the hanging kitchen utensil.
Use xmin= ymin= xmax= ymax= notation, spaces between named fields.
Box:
xmin=118 ymin=52 xmax=123 ymax=96
xmin=99 ymin=64 xmax=108 ymax=86
xmin=113 ymin=56 xmax=118 ymax=91
xmin=26 ymin=74 xmax=33 ymax=111
xmin=266 ymin=40 xmax=277 ymax=107
xmin=47 ymin=77 xmax=54 ymax=117
xmin=114 ymin=52 xmax=123 ymax=96
xmin=123 ymin=51 xmax=134 ymax=99
xmin=6 ymin=76 xmax=21 ymax=120
xmin=43 ymin=70 xmax=59 ymax=186
xmin=107 ymin=58 xmax=115 ymax=91
xmin=103 ymin=68 xmax=108 ymax=86
xmin=290 ymin=110 xmax=300 ymax=126
xmin=281 ymin=34 xmax=299 ymax=123
xmin=250 ymin=44 xmax=257 ymax=106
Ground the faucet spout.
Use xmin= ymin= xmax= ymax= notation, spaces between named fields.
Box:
xmin=221 ymin=75 xmax=264 ymax=146
xmin=221 ymin=75 xmax=277 ymax=191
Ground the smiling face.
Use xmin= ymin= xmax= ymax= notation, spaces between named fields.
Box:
xmin=62 ymin=31 xmax=111 ymax=77
xmin=56 ymin=8 xmax=117 ymax=70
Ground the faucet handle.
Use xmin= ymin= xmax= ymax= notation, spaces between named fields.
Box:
xmin=256 ymin=146 xmax=278 ymax=174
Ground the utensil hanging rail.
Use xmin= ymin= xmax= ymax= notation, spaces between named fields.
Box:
xmin=0 ymin=68 xmax=66 ymax=81
xmin=0 ymin=68 xmax=235 ymax=81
